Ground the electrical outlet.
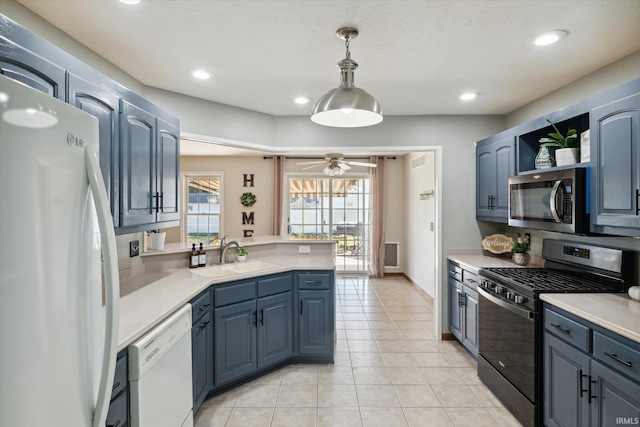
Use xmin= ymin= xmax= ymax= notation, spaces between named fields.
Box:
xmin=130 ymin=240 xmax=140 ymax=257
xmin=298 ymin=245 xmax=311 ymax=254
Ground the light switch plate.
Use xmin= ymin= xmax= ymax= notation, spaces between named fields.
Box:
xmin=130 ymin=240 xmax=140 ymax=257
xmin=298 ymin=245 xmax=311 ymax=254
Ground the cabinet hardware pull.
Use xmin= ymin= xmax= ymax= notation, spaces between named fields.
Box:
xmin=111 ymin=381 xmax=120 ymax=391
xmin=306 ymin=280 xmax=323 ymax=285
xmin=199 ymin=303 xmax=209 ymax=311
xmin=578 ymin=370 xmax=588 ymax=397
xmin=588 ymin=376 xmax=597 ymax=404
xmin=550 ymin=323 xmax=571 ymax=334
xmin=300 ymin=300 xmax=303 ymax=315
xmin=604 ymin=351 xmax=633 ymax=367
xmin=636 ymin=189 xmax=639 ymax=215
xmin=107 ymin=421 xmax=121 ymax=427
xmin=152 ymin=192 xmax=159 ymax=211
xmin=260 ymin=309 xmax=264 ymax=325
xmin=461 ymin=294 xmax=466 ymax=307
xmin=252 ymin=311 xmax=257 ymax=327
xmin=199 ymin=320 xmax=209 ymax=330
xmin=159 ymin=192 xmax=164 ymax=212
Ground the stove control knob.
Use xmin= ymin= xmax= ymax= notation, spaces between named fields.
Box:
xmin=514 ymin=295 xmax=527 ymax=304
xmin=506 ymin=291 xmax=515 ymax=301
xmin=494 ymin=286 xmax=504 ymax=294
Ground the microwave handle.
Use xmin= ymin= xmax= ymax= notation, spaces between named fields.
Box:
xmin=549 ymin=179 xmax=563 ymax=223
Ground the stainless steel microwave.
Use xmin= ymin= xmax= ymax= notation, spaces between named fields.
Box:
xmin=508 ymin=168 xmax=589 ymax=234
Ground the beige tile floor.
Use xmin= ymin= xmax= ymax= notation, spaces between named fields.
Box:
xmin=195 ymin=275 xmax=524 ymax=427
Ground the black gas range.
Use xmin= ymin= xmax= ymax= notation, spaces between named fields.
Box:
xmin=476 ymin=239 xmax=633 ymax=427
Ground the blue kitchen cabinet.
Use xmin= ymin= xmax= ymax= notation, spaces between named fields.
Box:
xmin=68 ymin=73 xmax=120 ymax=228
xmin=214 ymin=299 xmax=257 ymax=386
xmin=295 ymin=271 xmax=335 ymax=359
xmin=213 ymin=273 xmax=294 ymax=387
xmin=257 ymin=291 xmax=293 ymax=368
xmin=0 ymin=30 xmax=65 ymax=99
xmin=155 ymin=117 xmax=180 ymax=223
xmin=106 ymin=349 xmax=129 ymax=427
xmin=476 ymin=134 xmax=516 ymax=222
xmin=190 ymin=290 xmax=213 ymax=413
xmin=447 ymin=261 xmax=478 ymax=358
xmin=543 ymin=304 xmax=640 ymax=427
xmin=590 ymin=89 xmax=640 ymax=237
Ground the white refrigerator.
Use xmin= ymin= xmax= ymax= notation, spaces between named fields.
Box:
xmin=0 ymin=75 xmax=120 ymax=426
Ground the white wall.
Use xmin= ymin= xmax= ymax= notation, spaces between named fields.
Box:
xmin=404 ymin=152 xmax=436 ymax=296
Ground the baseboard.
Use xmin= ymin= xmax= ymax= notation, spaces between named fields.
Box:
xmin=401 ymin=274 xmax=434 ymax=304
xmin=441 ymin=333 xmax=456 ymax=341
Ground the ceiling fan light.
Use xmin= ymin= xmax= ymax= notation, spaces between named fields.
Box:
xmin=322 ymin=165 xmax=345 ymax=177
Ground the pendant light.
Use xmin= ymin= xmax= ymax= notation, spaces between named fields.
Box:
xmin=311 ymin=27 xmax=382 ymax=128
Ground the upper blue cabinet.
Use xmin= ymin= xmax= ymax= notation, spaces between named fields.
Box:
xmin=590 ymin=82 xmax=640 ymax=237
xmin=0 ymin=14 xmax=180 ymax=234
xmin=476 ymin=134 xmax=516 ymax=223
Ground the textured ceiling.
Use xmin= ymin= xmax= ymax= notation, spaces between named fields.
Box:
xmin=16 ymin=0 xmax=640 ymax=119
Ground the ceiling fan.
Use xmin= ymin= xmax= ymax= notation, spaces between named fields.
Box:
xmin=296 ymin=153 xmax=377 ymax=177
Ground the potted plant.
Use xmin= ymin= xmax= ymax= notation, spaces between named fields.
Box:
xmin=148 ymin=229 xmax=166 ymax=250
xmin=236 ymin=246 xmax=248 ymax=262
xmin=538 ymin=119 xmax=579 ymax=167
xmin=512 ymin=233 xmax=531 ymax=266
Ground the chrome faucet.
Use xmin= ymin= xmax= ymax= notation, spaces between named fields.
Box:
xmin=219 ymin=240 xmax=241 ymax=264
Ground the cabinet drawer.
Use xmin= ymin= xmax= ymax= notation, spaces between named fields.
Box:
xmin=593 ymin=331 xmax=640 ymax=383
xmin=462 ymin=270 xmax=479 ymax=290
xmin=298 ymin=272 xmax=331 ymax=290
xmin=106 ymin=389 xmax=128 ymax=427
xmin=448 ymin=262 xmax=463 ymax=282
xmin=214 ymin=280 xmax=256 ymax=307
xmin=258 ymin=274 xmax=292 ymax=297
xmin=191 ymin=290 xmax=212 ymax=322
xmin=111 ymin=352 xmax=127 ymax=400
xmin=544 ymin=308 xmax=590 ymax=352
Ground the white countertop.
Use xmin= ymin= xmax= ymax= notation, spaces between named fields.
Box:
xmin=541 ymin=293 xmax=640 ymax=344
xmin=117 ymin=254 xmax=335 ymax=351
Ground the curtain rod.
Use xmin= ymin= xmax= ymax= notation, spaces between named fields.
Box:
xmin=262 ymin=156 xmax=397 ymax=160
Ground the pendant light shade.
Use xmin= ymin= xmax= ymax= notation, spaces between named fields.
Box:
xmin=311 ymin=27 xmax=382 ymax=128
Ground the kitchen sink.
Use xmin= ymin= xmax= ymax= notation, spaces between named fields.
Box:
xmin=190 ymin=260 xmax=283 ymax=278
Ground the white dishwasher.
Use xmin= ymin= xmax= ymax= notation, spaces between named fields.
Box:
xmin=129 ymin=304 xmax=194 ymax=427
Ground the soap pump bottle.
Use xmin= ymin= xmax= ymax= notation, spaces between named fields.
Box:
xmin=198 ymin=243 xmax=206 ymax=267
xmin=190 ymin=244 xmax=199 ymax=268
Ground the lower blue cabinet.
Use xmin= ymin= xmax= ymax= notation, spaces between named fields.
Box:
xmin=257 ymin=291 xmax=293 ymax=368
xmin=544 ymin=304 xmax=640 ymax=427
xmin=298 ymin=290 xmax=333 ymax=357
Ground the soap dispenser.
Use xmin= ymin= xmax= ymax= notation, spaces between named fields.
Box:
xmin=198 ymin=243 xmax=206 ymax=267
xmin=190 ymin=244 xmax=199 ymax=268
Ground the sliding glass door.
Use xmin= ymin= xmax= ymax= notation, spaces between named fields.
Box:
xmin=288 ymin=176 xmax=370 ymax=272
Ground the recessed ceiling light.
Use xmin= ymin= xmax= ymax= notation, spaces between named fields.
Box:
xmin=294 ymin=97 xmax=311 ymax=105
xmin=119 ymin=0 xmax=141 ymax=4
xmin=534 ymin=30 xmax=568 ymax=46
xmin=460 ymin=92 xmax=477 ymax=101
xmin=190 ymin=69 xmax=212 ymax=80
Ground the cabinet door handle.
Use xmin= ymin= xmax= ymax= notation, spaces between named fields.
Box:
xmin=159 ymin=192 xmax=164 ymax=212
xmin=578 ymin=369 xmax=588 ymax=398
xmin=260 ymin=309 xmax=264 ymax=325
xmin=152 ymin=192 xmax=159 ymax=211
xmin=107 ymin=421 xmax=121 ymax=427
xmin=550 ymin=323 xmax=571 ymax=335
xmin=111 ymin=381 xmax=120 ymax=391
xmin=636 ymin=189 xmax=639 ymax=215
xmin=588 ymin=376 xmax=597 ymax=404
xmin=604 ymin=351 xmax=633 ymax=368
xmin=199 ymin=320 xmax=210 ymax=330
xmin=252 ymin=311 xmax=257 ymax=327
xmin=199 ymin=303 xmax=210 ymax=312
xmin=300 ymin=300 xmax=303 ymax=315
xmin=306 ymin=280 xmax=323 ymax=285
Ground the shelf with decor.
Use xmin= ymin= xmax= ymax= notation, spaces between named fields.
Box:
xmin=517 ymin=112 xmax=590 ymax=174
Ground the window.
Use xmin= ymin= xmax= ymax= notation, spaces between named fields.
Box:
xmin=288 ymin=176 xmax=370 ymax=272
xmin=184 ymin=174 xmax=222 ymax=244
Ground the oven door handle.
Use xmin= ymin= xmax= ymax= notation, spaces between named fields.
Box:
xmin=549 ymin=179 xmax=563 ymax=223
xmin=478 ymin=287 xmax=536 ymax=321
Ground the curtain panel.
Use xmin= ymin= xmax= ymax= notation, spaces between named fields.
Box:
xmin=271 ymin=155 xmax=286 ymax=235
xmin=368 ymin=156 xmax=387 ymax=277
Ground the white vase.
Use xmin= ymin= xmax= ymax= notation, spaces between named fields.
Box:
xmin=149 ymin=232 xmax=166 ymax=250
xmin=237 ymin=255 xmax=247 ymax=262
xmin=555 ymin=148 xmax=579 ymax=166
xmin=512 ymin=252 xmax=530 ymax=266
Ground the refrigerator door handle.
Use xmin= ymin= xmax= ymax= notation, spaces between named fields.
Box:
xmin=86 ymin=144 xmax=120 ymax=427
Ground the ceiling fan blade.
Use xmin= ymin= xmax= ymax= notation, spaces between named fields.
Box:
xmin=338 ymin=162 xmax=351 ymax=170
xmin=344 ymin=161 xmax=377 ymax=168
xmin=296 ymin=160 xmax=326 ymax=165
xmin=302 ymin=164 xmax=324 ymax=170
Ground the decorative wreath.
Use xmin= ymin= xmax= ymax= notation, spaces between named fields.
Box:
xmin=240 ymin=192 xmax=257 ymax=207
